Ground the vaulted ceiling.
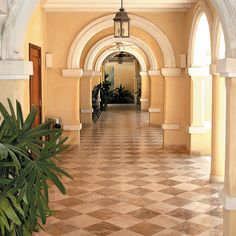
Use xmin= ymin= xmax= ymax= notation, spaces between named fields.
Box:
xmin=43 ymin=0 xmax=197 ymax=12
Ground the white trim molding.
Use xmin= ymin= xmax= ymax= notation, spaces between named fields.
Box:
xmin=188 ymin=125 xmax=207 ymax=134
xmin=148 ymin=70 xmax=162 ymax=77
xmin=219 ymin=189 xmax=236 ymax=210
xmin=95 ymin=48 xmax=147 ymax=72
xmin=93 ymin=71 xmax=101 ymax=77
xmin=0 ymin=61 xmax=33 ymax=80
xmin=62 ymin=68 xmax=83 ymax=78
xmin=63 ymin=124 xmax=82 ymax=131
xmin=161 ymin=68 xmax=181 ymax=77
xmin=84 ymin=35 xmax=158 ymax=71
xmin=188 ymin=66 xmax=210 ymax=77
xmin=216 ymin=58 xmax=236 ymax=77
xmin=140 ymin=98 xmax=149 ymax=102
xmin=162 ymin=123 xmax=180 ymax=130
xmin=140 ymin=71 xmax=148 ymax=76
xmin=67 ymin=14 xmax=176 ymax=69
xmin=2 ymin=0 xmax=40 ymax=60
xmin=81 ymin=108 xmax=93 ymax=113
xmin=82 ymin=70 xmax=94 ymax=77
xmin=149 ymin=108 xmax=161 ymax=113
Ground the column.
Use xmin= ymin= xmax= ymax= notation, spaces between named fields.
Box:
xmin=92 ymin=71 xmax=101 ymax=89
xmin=187 ymin=67 xmax=212 ymax=155
xmin=210 ymin=65 xmax=226 ymax=183
xmin=148 ymin=70 xmax=164 ymax=126
xmin=140 ymin=71 xmax=150 ymax=111
xmin=62 ymin=69 xmax=83 ymax=145
xmin=0 ymin=61 xmax=32 ymax=118
xmin=217 ymin=58 xmax=236 ymax=236
xmin=161 ymin=68 xmax=186 ymax=151
xmin=80 ymin=70 xmax=94 ymax=124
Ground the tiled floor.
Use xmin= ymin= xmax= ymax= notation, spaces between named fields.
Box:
xmin=34 ymin=105 xmax=223 ymax=236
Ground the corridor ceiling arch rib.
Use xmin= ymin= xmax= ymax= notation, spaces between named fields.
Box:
xmin=188 ymin=2 xmax=213 ymax=66
xmin=211 ymin=0 xmax=236 ymax=58
xmin=84 ymin=35 xmax=158 ymax=71
xmin=1 ymin=0 xmax=39 ymax=60
xmin=95 ymin=48 xmax=147 ymax=72
xmin=67 ymin=14 xmax=176 ymax=69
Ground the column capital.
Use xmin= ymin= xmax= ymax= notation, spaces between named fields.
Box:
xmin=93 ymin=71 xmax=101 ymax=77
xmin=82 ymin=70 xmax=94 ymax=77
xmin=148 ymin=70 xmax=161 ymax=77
xmin=140 ymin=71 xmax=148 ymax=76
xmin=209 ymin=64 xmax=219 ymax=76
xmin=0 ymin=60 xmax=32 ymax=80
xmin=161 ymin=68 xmax=181 ymax=77
xmin=216 ymin=58 xmax=236 ymax=77
xmin=62 ymin=68 xmax=83 ymax=78
xmin=187 ymin=66 xmax=210 ymax=77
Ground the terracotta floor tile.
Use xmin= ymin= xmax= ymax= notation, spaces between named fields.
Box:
xmin=34 ymin=105 xmax=222 ymax=236
xmin=128 ymin=222 xmax=165 ymax=236
xmin=172 ymin=221 xmax=209 ymax=235
xmin=85 ymin=222 xmax=121 ymax=236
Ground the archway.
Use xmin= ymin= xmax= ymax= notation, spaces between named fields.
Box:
xmin=188 ymin=11 xmax=212 ymax=155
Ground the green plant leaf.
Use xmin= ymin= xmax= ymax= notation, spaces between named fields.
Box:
xmin=0 ymin=143 xmax=8 ymax=160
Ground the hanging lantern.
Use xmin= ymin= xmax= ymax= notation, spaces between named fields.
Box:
xmin=113 ymin=0 xmax=130 ymax=38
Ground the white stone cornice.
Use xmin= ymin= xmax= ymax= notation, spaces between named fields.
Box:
xmin=140 ymin=71 xmax=148 ymax=76
xmin=216 ymin=58 xmax=236 ymax=77
xmin=63 ymin=124 xmax=82 ymax=131
xmin=219 ymin=189 xmax=236 ymax=210
xmin=187 ymin=66 xmax=210 ymax=77
xmin=62 ymin=68 xmax=83 ymax=78
xmin=93 ymin=71 xmax=101 ymax=77
xmin=81 ymin=108 xmax=93 ymax=113
xmin=0 ymin=61 xmax=33 ymax=80
xmin=140 ymin=98 xmax=149 ymax=102
xmin=82 ymin=70 xmax=94 ymax=77
xmin=149 ymin=108 xmax=161 ymax=113
xmin=148 ymin=70 xmax=162 ymax=77
xmin=162 ymin=123 xmax=180 ymax=130
xmin=161 ymin=68 xmax=181 ymax=77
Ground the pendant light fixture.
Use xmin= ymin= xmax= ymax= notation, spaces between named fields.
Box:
xmin=113 ymin=0 xmax=130 ymax=38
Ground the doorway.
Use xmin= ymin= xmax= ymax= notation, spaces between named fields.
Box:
xmin=29 ymin=43 xmax=42 ymax=126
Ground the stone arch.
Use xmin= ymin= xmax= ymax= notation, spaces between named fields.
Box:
xmin=1 ymin=0 xmax=39 ymax=60
xmin=212 ymin=16 xmax=226 ymax=63
xmin=211 ymin=1 xmax=236 ymax=58
xmin=95 ymin=47 xmax=147 ymax=72
xmin=188 ymin=2 xmax=213 ymax=66
xmin=84 ymin=35 xmax=158 ymax=71
xmin=67 ymin=14 xmax=176 ymax=69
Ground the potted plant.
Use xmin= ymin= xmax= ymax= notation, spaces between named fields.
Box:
xmin=0 ymin=99 xmax=72 ymax=235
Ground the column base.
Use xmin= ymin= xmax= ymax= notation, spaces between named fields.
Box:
xmin=81 ymin=109 xmax=93 ymax=124
xmin=140 ymin=98 xmax=149 ymax=111
xmin=210 ymin=175 xmax=224 ymax=183
xmin=163 ymin=145 xmax=187 ymax=153
xmin=149 ymin=108 xmax=163 ymax=126
xmin=63 ymin=130 xmax=80 ymax=145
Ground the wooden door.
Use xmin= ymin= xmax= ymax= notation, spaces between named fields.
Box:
xmin=29 ymin=44 xmax=42 ymax=127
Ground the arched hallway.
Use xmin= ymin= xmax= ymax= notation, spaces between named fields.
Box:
xmin=35 ymin=106 xmax=223 ymax=236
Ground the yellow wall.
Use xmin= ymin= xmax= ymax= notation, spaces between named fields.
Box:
xmin=105 ymin=61 xmax=136 ymax=94
xmin=23 ymin=3 xmax=47 ymax=120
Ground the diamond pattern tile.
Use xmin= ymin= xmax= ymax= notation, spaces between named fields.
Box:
xmin=34 ymin=105 xmax=223 ymax=236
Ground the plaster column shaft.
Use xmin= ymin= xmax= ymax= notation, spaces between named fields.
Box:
xmin=162 ymin=71 xmax=186 ymax=151
xmin=210 ymin=75 xmax=226 ymax=182
xmin=188 ymin=75 xmax=211 ymax=155
xmin=149 ymin=71 xmax=164 ymax=125
xmin=223 ymin=78 xmax=236 ymax=236
xmin=140 ymin=72 xmax=150 ymax=111
xmin=80 ymin=71 xmax=94 ymax=124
